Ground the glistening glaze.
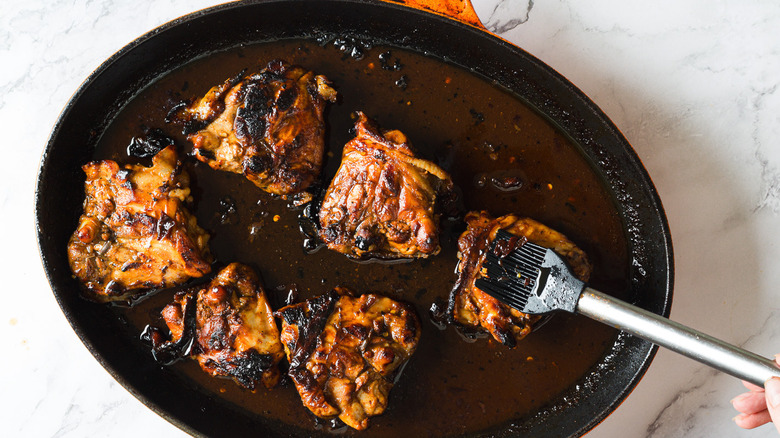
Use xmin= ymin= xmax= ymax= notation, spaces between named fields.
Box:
xmin=95 ymin=40 xmax=629 ymax=437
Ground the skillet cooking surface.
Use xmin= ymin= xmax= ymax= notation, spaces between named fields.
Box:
xmin=36 ymin=1 xmax=673 ymax=437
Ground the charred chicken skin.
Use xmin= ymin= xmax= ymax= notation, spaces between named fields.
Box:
xmin=67 ymin=146 xmax=211 ymax=301
xmin=153 ymin=263 xmax=285 ymax=390
xmin=179 ymin=59 xmax=337 ymax=197
xmin=449 ymin=211 xmax=592 ymax=348
xmin=318 ymin=112 xmax=452 ymax=259
xmin=276 ymin=288 xmax=420 ymax=430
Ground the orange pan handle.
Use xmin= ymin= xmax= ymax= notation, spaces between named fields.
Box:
xmin=384 ymin=0 xmax=485 ymax=29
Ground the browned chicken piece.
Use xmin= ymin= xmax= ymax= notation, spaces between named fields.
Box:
xmin=153 ymin=263 xmax=285 ymax=390
xmin=276 ymin=287 xmax=420 ymax=430
xmin=178 ymin=59 xmax=337 ymax=197
xmin=448 ymin=211 xmax=592 ymax=348
xmin=67 ymin=146 xmax=211 ymax=301
xmin=318 ymin=112 xmax=452 ymax=259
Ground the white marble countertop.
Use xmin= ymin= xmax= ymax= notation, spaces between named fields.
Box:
xmin=3 ymin=1 xmax=780 ymax=437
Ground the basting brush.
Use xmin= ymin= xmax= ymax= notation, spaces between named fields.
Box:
xmin=475 ymin=229 xmax=779 ymax=386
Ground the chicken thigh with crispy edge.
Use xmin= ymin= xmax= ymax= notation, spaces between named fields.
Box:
xmin=173 ymin=59 xmax=337 ymax=197
xmin=67 ymin=145 xmax=211 ymax=301
xmin=275 ymin=287 xmax=421 ymax=431
xmin=448 ymin=211 xmax=592 ymax=348
xmin=149 ymin=263 xmax=285 ymax=390
xmin=318 ymin=112 xmax=453 ymax=259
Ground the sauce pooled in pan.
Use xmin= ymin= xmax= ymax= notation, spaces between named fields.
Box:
xmin=92 ymin=40 xmax=629 ymax=437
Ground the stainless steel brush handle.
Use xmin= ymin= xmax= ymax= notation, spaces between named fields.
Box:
xmin=475 ymin=235 xmax=780 ymax=386
xmin=577 ymin=287 xmax=780 ymax=387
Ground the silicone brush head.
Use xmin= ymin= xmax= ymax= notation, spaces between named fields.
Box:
xmin=475 ymin=229 xmax=585 ymax=315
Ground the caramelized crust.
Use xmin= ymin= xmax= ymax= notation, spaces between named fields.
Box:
xmin=449 ymin=211 xmax=591 ymax=347
xmin=158 ymin=263 xmax=284 ymax=390
xmin=180 ymin=59 xmax=337 ymax=196
xmin=276 ymin=288 xmax=420 ymax=430
xmin=318 ymin=112 xmax=451 ymax=259
xmin=67 ymin=146 xmax=211 ymax=301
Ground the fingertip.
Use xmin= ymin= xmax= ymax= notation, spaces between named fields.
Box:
xmin=731 ymin=393 xmax=748 ymax=405
xmin=731 ymin=414 xmax=750 ymax=429
xmin=733 ymin=413 xmax=750 ymax=429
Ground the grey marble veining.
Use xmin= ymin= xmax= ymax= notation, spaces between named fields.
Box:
xmin=473 ymin=0 xmax=534 ymax=34
xmin=3 ymin=1 xmax=780 ymax=437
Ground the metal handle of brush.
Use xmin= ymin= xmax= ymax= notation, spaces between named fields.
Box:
xmin=576 ymin=287 xmax=780 ymax=387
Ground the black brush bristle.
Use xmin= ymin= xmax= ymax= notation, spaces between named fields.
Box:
xmin=475 ymin=277 xmax=531 ymax=309
xmin=475 ymin=229 xmax=549 ymax=312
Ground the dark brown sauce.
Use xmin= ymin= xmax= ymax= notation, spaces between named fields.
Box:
xmin=96 ymin=40 xmax=628 ymax=437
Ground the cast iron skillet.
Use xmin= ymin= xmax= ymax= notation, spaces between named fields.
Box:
xmin=35 ymin=0 xmax=673 ymax=436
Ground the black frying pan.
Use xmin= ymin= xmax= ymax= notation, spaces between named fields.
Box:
xmin=35 ymin=1 xmax=673 ymax=436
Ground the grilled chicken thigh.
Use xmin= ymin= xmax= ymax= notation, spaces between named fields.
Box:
xmin=449 ymin=211 xmax=591 ymax=347
xmin=276 ymin=288 xmax=420 ymax=430
xmin=67 ymin=146 xmax=211 ymax=301
xmin=178 ymin=59 xmax=337 ymax=197
xmin=319 ymin=112 xmax=452 ymax=259
xmin=155 ymin=263 xmax=285 ymax=390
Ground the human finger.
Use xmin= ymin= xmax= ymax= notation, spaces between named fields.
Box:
xmin=732 ymin=391 xmax=769 ymax=415
xmin=734 ymin=411 xmax=772 ymax=429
